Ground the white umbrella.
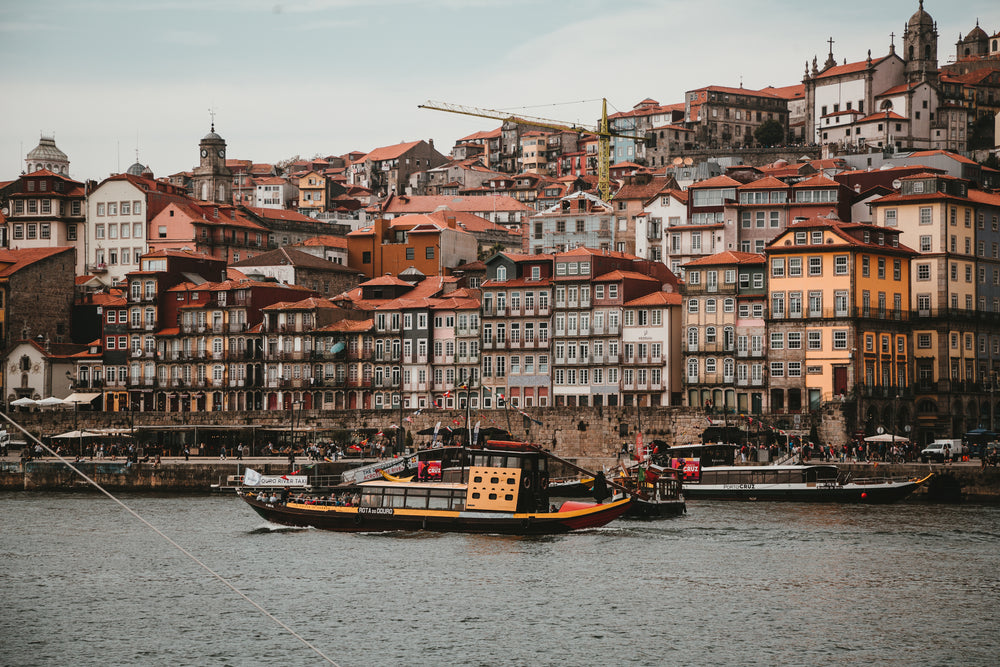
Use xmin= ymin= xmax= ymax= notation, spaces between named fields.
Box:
xmin=864 ymin=433 xmax=909 ymax=443
xmin=37 ymin=396 xmax=66 ymax=407
xmin=10 ymin=397 xmax=37 ymax=407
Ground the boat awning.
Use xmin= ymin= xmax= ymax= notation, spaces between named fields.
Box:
xmin=64 ymin=392 xmax=101 ymax=404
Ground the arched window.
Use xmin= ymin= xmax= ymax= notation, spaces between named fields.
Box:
xmin=687 ymin=327 xmax=698 ymax=350
xmin=496 ymin=266 xmax=507 ymax=281
xmin=687 ymin=358 xmax=699 ymax=379
xmin=908 ymin=45 xmax=914 ymax=60
xmin=924 ymin=44 xmax=931 ymax=59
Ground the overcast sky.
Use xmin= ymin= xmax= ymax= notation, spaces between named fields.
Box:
xmin=1 ymin=0 xmax=995 ymax=182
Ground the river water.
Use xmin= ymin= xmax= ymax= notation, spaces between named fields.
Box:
xmin=1 ymin=493 xmax=996 ymax=667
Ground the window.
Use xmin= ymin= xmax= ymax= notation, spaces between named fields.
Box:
xmin=425 ymin=246 xmax=434 ymax=259
xmin=807 ymin=331 xmax=822 ymax=350
xmin=833 ymin=330 xmax=848 ymax=349
xmin=917 ymin=264 xmax=930 ymax=281
xmin=788 ymin=258 xmax=802 ymax=277
xmin=771 ymin=258 xmax=785 ymax=277
xmin=808 ymin=257 xmax=822 ymax=276
xmin=770 ymin=362 xmax=784 ymax=378
xmin=885 ymin=209 xmax=897 ymax=227
xmin=919 ymin=235 xmax=932 ymax=252
xmin=834 ymin=256 xmax=848 ymax=275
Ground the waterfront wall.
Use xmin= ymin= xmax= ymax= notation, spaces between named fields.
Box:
xmin=3 ymin=458 xmax=999 ymax=502
xmin=4 ymin=405 xmax=758 ymax=466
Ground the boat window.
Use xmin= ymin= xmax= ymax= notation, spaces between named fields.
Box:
xmin=489 ymin=455 xmax=507 ymax=467
xmin=359 ymin=491 xmax=381 ymax=507
xmin=427 ymin=489 xmax=451 ymax=510
xmin=404 ymin=489 xmax=429 ymax=509
xmin=384 ymin=488 xmax=407 ymax=508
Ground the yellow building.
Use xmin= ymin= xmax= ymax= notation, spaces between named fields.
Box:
xmin=869 ymin=172 xmax=997 ymax=441
xmin=765 ymin=218 xmax=913 ymax=433
xmin=297 ymin=171 xmax=327 ymax=214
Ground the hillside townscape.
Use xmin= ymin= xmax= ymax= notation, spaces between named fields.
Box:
xmin=2 ymin=2 xmax=1000 ymax=450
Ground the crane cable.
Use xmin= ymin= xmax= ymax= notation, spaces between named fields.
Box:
xmin=0 ymin=411 xmax=340 ymax=667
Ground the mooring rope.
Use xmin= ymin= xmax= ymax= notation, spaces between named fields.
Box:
xmin=0 ymin=411 xmax=339 ymax=666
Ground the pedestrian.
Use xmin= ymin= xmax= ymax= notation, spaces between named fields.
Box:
xmin=184 ymin=445 xmax=190 ymax=461
xmin=237 ymin=443 xmax=244 ymax=460
xmin=220 ymin=444 xmax=227 ymax=460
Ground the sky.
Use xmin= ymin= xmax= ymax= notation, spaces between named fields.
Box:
xmin=1 ymin=0 xmax=996 ymax=183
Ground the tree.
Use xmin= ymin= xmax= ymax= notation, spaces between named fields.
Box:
xmin=754 ymin=120 xmax=784 ymax=148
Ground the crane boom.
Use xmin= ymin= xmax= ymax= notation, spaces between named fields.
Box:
xmin=419 ymin=98 xmax=645 ymax=201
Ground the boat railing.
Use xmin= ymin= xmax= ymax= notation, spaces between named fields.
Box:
xmin=840 ymin=471 xmax=913 ymax=486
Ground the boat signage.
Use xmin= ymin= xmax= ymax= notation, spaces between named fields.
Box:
xmin=677 ymin=459 xmax=702 ymax=482
xmin=358 ymin=507 xmax=394 ymax=516
xmin=242 ymin=468 xmax=308 ymax=487
xmin=341 ymin=453 xmax=417 ymax=484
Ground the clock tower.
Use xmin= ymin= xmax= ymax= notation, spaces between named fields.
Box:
xmin=191 ymin=122 xmax=232 ymax=204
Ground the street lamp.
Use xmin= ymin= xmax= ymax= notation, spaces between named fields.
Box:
xmin=66 ymin=371 xmax=82 ymax=457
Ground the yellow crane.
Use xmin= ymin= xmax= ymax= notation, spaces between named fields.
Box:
xmin=418 ymin=98 xmax=647 ymax=202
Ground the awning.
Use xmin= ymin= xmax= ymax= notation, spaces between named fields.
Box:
xmin=64 ymin=392 xmax=101 ymax=404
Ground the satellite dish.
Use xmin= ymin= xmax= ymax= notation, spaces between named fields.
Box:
xmin=1 ymin=207 xmax=8 ymax=216
xmin=877 ymin=426 xmax=885 ymax=434
xmin=672 ymin=157 xmax=683 ymax=166
xmin=891 ymin=179 xmax=902 ymax=190
xmin=683 ymin=157 xmax=694 ymax=166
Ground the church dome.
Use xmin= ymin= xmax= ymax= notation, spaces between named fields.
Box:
xmin=27 ymin=136 xmax=68 ymax=163
xmin=126 ymin=161 xmax=147 ymax=176
xmin=907 ymin=1 xmax=933 ymax=30
xmin=202 ymin=130 xmax=223 ymax=142
xmin=965 ymin=24 xmax=988 ymax=42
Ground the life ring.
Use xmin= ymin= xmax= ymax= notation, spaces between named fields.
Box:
xmin=522 ymin=475 xmax=532 ymax=490
xmin=540 ymin=474 xmax=549 ymax=489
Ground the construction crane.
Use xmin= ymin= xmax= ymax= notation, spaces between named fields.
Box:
xmin=418 ymin=98 xmax=647 ymax=202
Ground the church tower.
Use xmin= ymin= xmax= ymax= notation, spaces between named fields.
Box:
xmin=191 ymin=121 xmax=232 ymax=204
xmin=903 ymin=0 xmax=938 ymax=83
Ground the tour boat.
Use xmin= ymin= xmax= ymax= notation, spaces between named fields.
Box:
xmin=238 ymin=441 xmax=632 ymax=534
xmin=663 ymin=444 xmax=932 ymax=503
xmin=612 ymin=464 xmax=687 ymax=518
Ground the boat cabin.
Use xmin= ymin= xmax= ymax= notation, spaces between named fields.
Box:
xmin=364 ymin=441 xmax=551 ymax=513
xmin=697 ymin=465 xmax=841 ymax=486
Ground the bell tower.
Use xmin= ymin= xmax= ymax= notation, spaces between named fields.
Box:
xmin=191 ymin=112 xmax=232 ymax=204
xmin=903 ymin=0 xmax=938 ymax=83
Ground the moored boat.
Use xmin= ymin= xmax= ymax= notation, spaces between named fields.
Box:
xmin=238 ymin=440 xmax=632 ymax=534
xmin=663 ymin=444 xmax=931 ymax=503
xmin=612 ymin=464 xmax=686 ymax=518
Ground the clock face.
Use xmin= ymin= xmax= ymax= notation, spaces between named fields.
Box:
xmin=218 ymin=149 xmax=225 ymax=158
xmin=201 ymin=149 xmax=208 ymax=157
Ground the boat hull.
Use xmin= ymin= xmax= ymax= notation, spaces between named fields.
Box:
xmin=683 ymin=480 xmax=924 ymax=503
xmin=241 ymin=494 xmax=632 ymax=535
xmin=624 ymin=498 xmax=687 ymax=519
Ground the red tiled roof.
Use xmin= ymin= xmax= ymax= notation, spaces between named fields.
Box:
xmin=689 ymin=175 xmax=742 ymax=189
xmin=684 ymin=251 xmax=765 ymax=267
xmin=0 ymin=247 xmax=74 ymax=277
xmin=815 ymin=55 xmax=891 ymax=80
xmin=360 ymin=140 xmax=423 ymax=163
xmin=624 ymin=291 xmax=682 ymax=307
xmin=739 ymin=176 xmax=789 ymax=190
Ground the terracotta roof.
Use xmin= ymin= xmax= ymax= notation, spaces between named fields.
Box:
xmin=624 ymin=291 xmax=682 ymax=307
xmin=739 ymin=176 xmax=789 ymax=190
xmin=231 ymin=247 xmax=359 ymax=272
xmin=295 ymin=235 xmax=348 ymax=249
xmin=792 ymin=174 xmax=841 ymax=188
xmin=361 ymin=140 xmax=423 ymax=163
xmin=0 ymin=247 xmax=74 ymax=277
xmin=815 ymin=55 xmax=891 ymax=80
xmin=905 ymin=150 xmax=979 ymax=166
xmin=593 ymin=270 xmax=659 ymax=283
xmin=759 ymin=83 xmax=805 ymax=100
xmin=381 ymin=194 xmax=531 ymax=214
xmin=683 ymin=251 xmax=765 ymax=267
xmin=689 ymin=174 xmax=742 ymax=189
xmin=244 ymin=206 xmax=316 ymax=223
xmin=360 ymin=275 xmax=412 ymax=287
xmin=321 ymin=318 xmax=374 ymax=333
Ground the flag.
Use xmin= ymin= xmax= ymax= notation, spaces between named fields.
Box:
xmin=403 ymin=416 xmax=413 ymax=423
xmin=431 ymin=421 xmax=441 ymax=446
xmin=458 ymin=381 xmax=468 ymax=389
xmin=518 ymin=410 xmax=543 ymax=426
xmin=473 ymin=420 xmax=481 ymax=445
xmin=376 ymin=430 xmax=384 ymax=437
xmin=243 ymin=468 xmax=262 ymax=486
xmin=443 ymin=390 xmax=451 ymax=399
xmin=452 ymin=418 xmax=461 ymax=425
